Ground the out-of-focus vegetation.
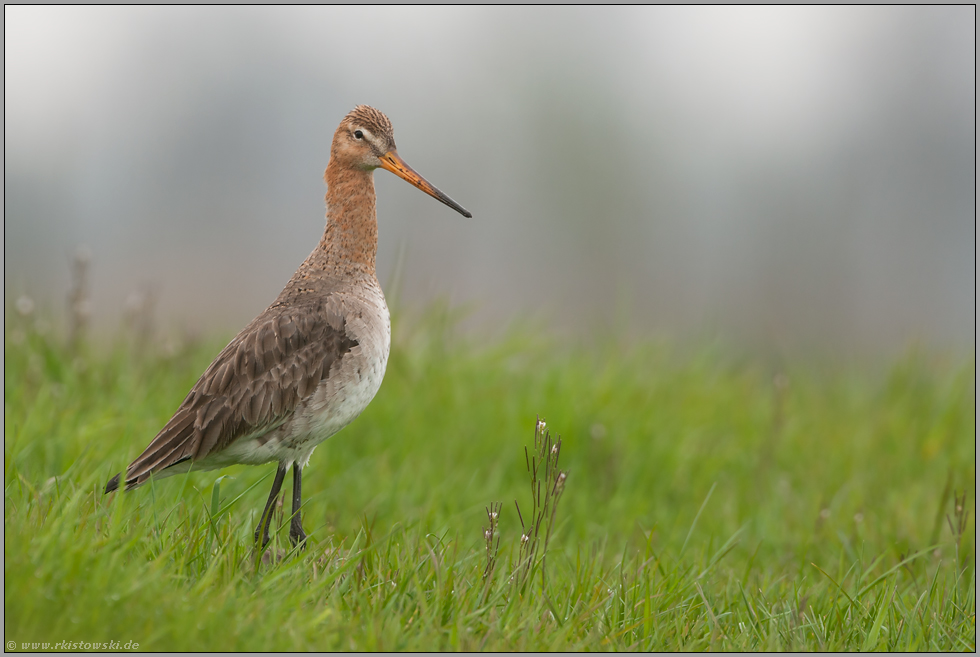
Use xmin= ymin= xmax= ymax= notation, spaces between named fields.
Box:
xmin=4 ymin=305 xmax=975 ymax=650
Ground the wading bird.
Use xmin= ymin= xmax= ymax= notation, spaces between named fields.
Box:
xmin=105 ymin=106 xmax=471 ymax=548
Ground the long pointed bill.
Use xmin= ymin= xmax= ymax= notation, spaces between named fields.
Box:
xmin=378 ymin=151 xmax=472 ymax=218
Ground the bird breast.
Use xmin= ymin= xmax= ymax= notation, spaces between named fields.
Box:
xmin=294 ymin=288 xmax=391 ymax=449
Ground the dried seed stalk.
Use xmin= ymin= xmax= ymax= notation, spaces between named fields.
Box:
xmin=514 ymin=416 xmax=567 ymax=592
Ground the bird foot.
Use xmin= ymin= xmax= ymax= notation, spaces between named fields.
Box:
xmin=289 ymin=525 xmax=307 ymax=549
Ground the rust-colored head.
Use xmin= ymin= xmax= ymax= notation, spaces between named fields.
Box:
xmin=331 ymin=105 xmax=472 ymax=218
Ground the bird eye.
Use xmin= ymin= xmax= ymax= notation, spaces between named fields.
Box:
xmin=353 ymin=130 xmax=364 ymax=140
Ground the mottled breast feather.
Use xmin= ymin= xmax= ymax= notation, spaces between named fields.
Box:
xmin=117 ymin=300 xmax=357 ymax=489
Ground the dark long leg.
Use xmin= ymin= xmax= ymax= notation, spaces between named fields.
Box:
xmin=289 ymin=463 xmax=307 ymax=547
xmin=254 ymin=463 xmax=287 ymax=547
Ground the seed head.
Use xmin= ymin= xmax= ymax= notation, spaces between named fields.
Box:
xmin=16 ymin=296 xmax=35 ymax=317
xmin=73 ymin=300 xmax=93 ymax=320
xmin=75 ymin=244 xmax=93 ymax=264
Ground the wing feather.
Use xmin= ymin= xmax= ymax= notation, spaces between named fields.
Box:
xmin=113 ymin=299 xmax=359 ymax=490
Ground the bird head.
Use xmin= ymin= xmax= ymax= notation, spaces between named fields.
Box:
xmin=332 ymin=105 xmax=471 ymax=218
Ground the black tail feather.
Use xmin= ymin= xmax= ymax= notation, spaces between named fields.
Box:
xmin=105 ymin=473 xmax=122 ymax=494
xmin=105 ymin=455 xmax=193 ymax=494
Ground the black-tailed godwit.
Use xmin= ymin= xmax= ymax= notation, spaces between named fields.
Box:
xmin=106 ymin=105 xmax=471 ymax=548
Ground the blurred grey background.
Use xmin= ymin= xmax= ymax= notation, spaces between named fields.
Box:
xmin=5 ymin=6 xmax=976 ymax=354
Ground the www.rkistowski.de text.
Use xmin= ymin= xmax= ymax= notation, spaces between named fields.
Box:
xmin=8 ymin=640 xmax=139 ymax=651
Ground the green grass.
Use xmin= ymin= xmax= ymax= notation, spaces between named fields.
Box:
xmin=4 ymin=307 xmax=975 ymax=651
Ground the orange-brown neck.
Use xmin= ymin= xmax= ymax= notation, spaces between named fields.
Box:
xmin=312 ymin=159 xmax=378 ymax=279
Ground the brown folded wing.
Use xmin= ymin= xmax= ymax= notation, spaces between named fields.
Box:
xmin=108 ymin=300 xmax=357 ymax=491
